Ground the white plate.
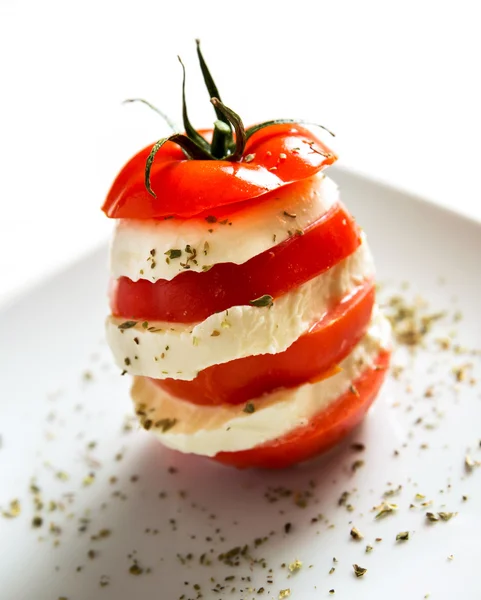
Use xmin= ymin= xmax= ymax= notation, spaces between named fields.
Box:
xmin=1 ymin=168 xmax=480 ymax=600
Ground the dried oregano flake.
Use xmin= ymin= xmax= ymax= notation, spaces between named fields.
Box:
xmin=353 ymin=564 xmax=367 ymax=578
xmin=118 ymin=321 xmax=138 ymax=330
xmin=249 ymin=294 xmax=274 ymax=308
xmin=350 ymin=527 xmax=364 ymax=541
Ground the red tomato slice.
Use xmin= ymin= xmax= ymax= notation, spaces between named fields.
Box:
xmin=154 ymin=281 xmax=375 ymax=405
xmin=213 ymin=350 xmax=390 ymax=469
xmin=111 ymin=203 xmax=361 ymax=323
xmin=102 ymin=125 xmax=336 ymax=219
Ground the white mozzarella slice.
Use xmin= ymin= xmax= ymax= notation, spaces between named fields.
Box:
xmin=131 ymin=309 xmax=391 ymax=456
xmin=110 ymin=173 xmax=338 ymax=282
xmin=106 ymin=238 xmax=374 ymax=380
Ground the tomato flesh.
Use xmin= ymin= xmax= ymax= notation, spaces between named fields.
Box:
xmin=111 ymin=203 xmax=361 ymax=323
xmin=154 ymin=282 xmax=375 ymax=405
xmin=213 ymin=350 xmax=390 ymax=469
xmin=102 ymin=124 xmax=336 ymax=219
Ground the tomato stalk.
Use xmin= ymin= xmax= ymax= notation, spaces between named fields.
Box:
xmin=196 ymin=39 xmax=232 ymax=158
xmin=177 ymin=56 xmax=212 ymax=154
xmin=132 ymin=40 xmax=336 ymax=198
xmin=122 ymin=98 xmax=178 ymax=131
xmin=144 ymin=134 xmax=213 ymax=197
xmin=211 ymin=120 xmax=231 ymax=158
xmin=211 ymin=98 xmax=246 ymax=161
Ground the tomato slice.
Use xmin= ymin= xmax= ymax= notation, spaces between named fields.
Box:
xmin=154 ymin=282 xmax=375 ymax=405
xmin=111 ymin=203 xmax=361 ymax=323
xmin=102 ymin=125 xmax=336 ymax=219
xmin=213 ymin=350 xmax=390 ymax=469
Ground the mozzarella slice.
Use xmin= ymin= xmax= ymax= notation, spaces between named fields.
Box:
xmin=106 ymin=238 xmax=375 ymax=380
xmin=110 ymin=173 xmax=338 ymax=282
xmin=131 ymin=309 xmax=391 ymax=457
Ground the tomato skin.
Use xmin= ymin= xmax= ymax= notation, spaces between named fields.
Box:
xmin=102 ymin=125 xmax=336 ymax=219
xmin=154 ymin=282 xmax=375 ymax=405
xmin=111 ymin=203 xmax=361 ymax=323
xmin=213 ymin=350 xmax=390 ymax=469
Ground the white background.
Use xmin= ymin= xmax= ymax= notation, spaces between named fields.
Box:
xmin=1 ymin=0 xmax=480 ymax=305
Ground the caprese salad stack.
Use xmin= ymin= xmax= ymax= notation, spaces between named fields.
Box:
xmin=102 ymin=42 xmax=391 ymax=468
